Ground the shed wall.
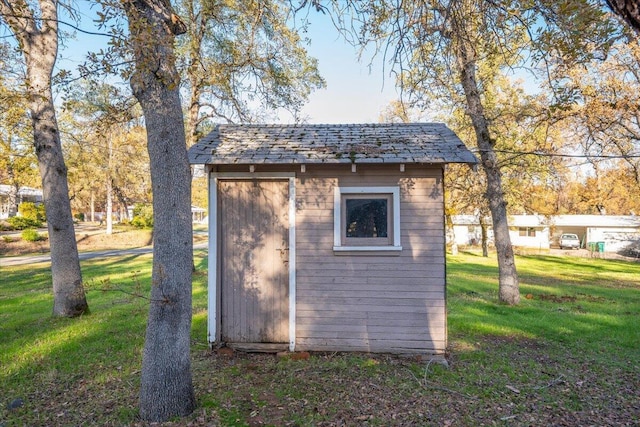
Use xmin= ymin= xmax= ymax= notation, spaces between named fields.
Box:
xmin=294 ymin=165 xmax=446 ymax=354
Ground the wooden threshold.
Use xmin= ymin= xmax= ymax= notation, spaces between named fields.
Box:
xmin=227 ymin=343 xmax=289 ymax=353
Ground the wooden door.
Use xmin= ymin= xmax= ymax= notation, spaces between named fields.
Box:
xmin=218 ymin=179 xmax=289 ymax=345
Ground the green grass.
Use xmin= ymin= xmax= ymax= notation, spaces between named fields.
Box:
xmin=448 ymin=253 xmax=640 ymax=353
xmin=1 ymin=252 xmax=638 ymax=426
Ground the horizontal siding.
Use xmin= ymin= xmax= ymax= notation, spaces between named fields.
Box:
xmin=300 ymin=290 xmax=444 ymax=299
xmin=296 ymin=327 xmax=446 ymax=341
xmin=296 ymin=259 xmax=446 ymax=269
xmin=295 ymin=230 xmax=445 ymax=245
xmin=297 ymin=277 xmax=445 ymax=288
xmin=294 ymin=166 xmax=447 ymax=354
xmin=297 ymin=268 xmax=444 ymax=279
xmin=296 ymin=296 xmax=445 ymax=308
xmin=296 ymin=314 xmax=443 ymax=327
xmin=295 ymin=338 xmax=445 ymax=353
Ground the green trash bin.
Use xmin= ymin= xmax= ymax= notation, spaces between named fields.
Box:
xmin=588 ymin=242 xmax=597 ymax=252
xmin=597 ymin=242 xmax=605 ymax=253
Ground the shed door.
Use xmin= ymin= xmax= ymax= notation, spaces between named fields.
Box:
xmin=218 ymin=179 xmax=289 ymax=344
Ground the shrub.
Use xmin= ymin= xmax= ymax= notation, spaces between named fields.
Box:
xmin=21 ymin=229 xmax=42 ymax=242
xmin=18 ymin=202 xmax=46 ymax=222
xmin=74 ymin=212 xmax=85 ymax=221
xmin=7 ymin=216 xmax=42 ymax=230
xmin=131 ymin=204 xmax=153 ymax=229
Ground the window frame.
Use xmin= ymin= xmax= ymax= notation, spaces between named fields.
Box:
xmin=333 ymin=186 xmax=402 ymax=253
xmin=518 ymin=227 xmax=536 ymax=237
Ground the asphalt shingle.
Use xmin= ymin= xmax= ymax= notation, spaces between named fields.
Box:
xmin=188 ymin=123 xmax=478 ymax=165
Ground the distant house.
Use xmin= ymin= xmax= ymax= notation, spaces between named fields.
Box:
xmin=509 ymin=215 xmax=551 ymax=250
xmin=450 ymin=214 xmax=494 ymax=246
xmin=546 ymin=215 xmax=640 ymax=253
xmin=450 ymin=214 xmax=640 ymax=254
xmin=189 ymin=123 xmax=477 ymax=355
xmin=191 ymin=206 xmax=207 ymax=223
xmin=0 ymin=185 xmax=43 ymax=219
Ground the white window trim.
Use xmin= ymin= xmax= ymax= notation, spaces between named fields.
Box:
xmin=333 ymin=186 xmax=402 ymax=252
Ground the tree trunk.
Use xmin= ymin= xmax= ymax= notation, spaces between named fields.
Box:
xmin=185 ymin=2 xmax=205 ymax=148
xmin=479 ymin=215 xmax=489 ymax=258
xmin=29 ymin=44 xmax=88 ymax=317
xmin=445 ymin=214 xmax=459 ymax=255
xmin=8 ymin=181 xmax=18 ymax=218
xmin=123 ymin=0 xmax=195 ymax=421
xmin=456 ymin=40 xmax=520 ymax=305
xmin=90 ymin=190 xmax=96 ymax=222
xmin=105 ymin=178 xmax=113 ymax=235
xmin=606 ymin=0 xmax=640 ymax=33
xmin=0 ymin=0 xmax=88 ymax=316
xmin=106 ymin=134 xmax=113 ymax=235
xmin=187 ymin=80 xmax=202 ymax=147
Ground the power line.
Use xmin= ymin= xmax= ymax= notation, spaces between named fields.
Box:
xmin=473 ymin=148 xmax=640 ymax=159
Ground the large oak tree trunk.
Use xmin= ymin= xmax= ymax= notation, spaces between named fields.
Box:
xmin=0 ymin=0 xmax=88 ymax=316
xmin=122 ymin=0 xmax=195 ymax=421
xmin=606 ymin=0 xmax=640 ymax=33
xmin=456 ymin=41 xmax=520 ymax=305
xmin=31 ymin=78 xmax=88 ymax=316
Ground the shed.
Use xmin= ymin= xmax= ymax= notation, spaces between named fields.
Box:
xmin=188 ymin=123 xmax=477 ymax=355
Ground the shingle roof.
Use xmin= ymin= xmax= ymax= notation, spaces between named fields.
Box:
xmin=188 ymin=123 xmax=478 ymax=165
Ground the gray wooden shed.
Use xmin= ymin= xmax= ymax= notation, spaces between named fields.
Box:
xmin=188 ymin=123 xmax=477 ymax=354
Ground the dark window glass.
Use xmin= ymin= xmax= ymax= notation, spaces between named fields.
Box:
xmin=345 ymin=198 xmax=388 ymax=238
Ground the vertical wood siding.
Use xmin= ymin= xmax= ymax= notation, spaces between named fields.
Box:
xmin=219 ymin=180 xmax=289 ymax=344
xmin=295 ymin=166 xmax=446 ymax=354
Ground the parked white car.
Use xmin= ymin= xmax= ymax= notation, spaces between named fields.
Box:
xmin=559 ymin=233 xmax=580 ymax=249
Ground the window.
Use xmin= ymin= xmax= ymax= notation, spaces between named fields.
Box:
xmin=334 ymin=186 xmax=401 ymax=252
xmin=518 ymin=227 xmax=536 ymax=237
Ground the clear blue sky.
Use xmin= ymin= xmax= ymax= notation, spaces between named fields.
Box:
xmin=292 ymin=12 xmax=399 ymax=124
xmin=58 ymin=2 xmax=399 ymax=125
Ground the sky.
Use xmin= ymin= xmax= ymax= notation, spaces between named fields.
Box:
xmin=56 ymin=2 xmax=400 ymax=125
xmin=292 ymin=12 xmax=400 ymax=124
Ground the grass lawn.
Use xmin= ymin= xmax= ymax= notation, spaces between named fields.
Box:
xmin=1 ymin=251 xmax=638 ymax=426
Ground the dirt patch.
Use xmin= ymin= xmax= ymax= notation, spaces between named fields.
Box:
xmin=0 ymin=226 xmax=155 ymax=256
xmin=76 ymin=229 xmax=153 ymax=251
xmin=535 ymin=294 xmax=578 ymax=303
xmin=0 ymin=237 xmax=51 ymax=256
xmin=525 ymin=293 xmax=610 ymax=304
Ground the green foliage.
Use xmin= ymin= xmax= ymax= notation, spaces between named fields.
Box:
xmin=176 ymin=0 xmax=325 ymax=132
xmin=7 ymin=216 xmax=42 ymax=230
xmin=18 ymin=202 xmax=46 ymax=222
xmin=131 ymin=203 xmax=153 ymax=229
xmin=74 ymin=212 xmax=85 ymax=221
xmin=20 ymin=228 xmax=42 ymax=242
xmin=0 ymin=51 xmax=39 ymax=194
